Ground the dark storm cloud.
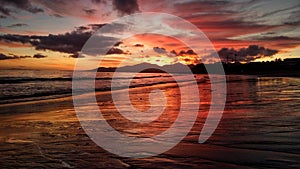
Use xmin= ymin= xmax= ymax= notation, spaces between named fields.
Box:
xmin=33 ymin=53 xmax=47 ymax=58
xmin=218 ymin=45 xmax=278 ymax=62
xmin=0 ymin=22 xmax=124 ymax=58
xmin=112 ymin=0 xmax=140 ymax=16
xmin=31 ymin=31 xmax=92 ymax=54
xmin=7 ymin=23 xmax=28 ymax=28
xmin=0 ymin=24 xmax=117 ymax=57
xmin=0 ymin=0 xmax=44 ymax=16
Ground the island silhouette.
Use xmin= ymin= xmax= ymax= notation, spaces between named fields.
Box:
xmin=95 ymin=58 xmax=300 ymax=77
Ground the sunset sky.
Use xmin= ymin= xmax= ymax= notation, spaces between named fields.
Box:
xmin=0 ymin=0 xmax=300 ymax=70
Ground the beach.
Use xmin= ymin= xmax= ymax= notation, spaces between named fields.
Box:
xmin=0 ymin=72 xmax=300 ymax=168
xmin=1 ymin=0 xmax=300 ymax=168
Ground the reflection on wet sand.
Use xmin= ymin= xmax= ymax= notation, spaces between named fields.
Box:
xmin=0 ymin=75 xmax=299 ymax=168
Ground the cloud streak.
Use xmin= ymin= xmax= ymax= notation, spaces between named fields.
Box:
xmin=0 ymin=53 xmax=45 ymax=60
xmin=7 ymin=23 xmax=28 ymax=28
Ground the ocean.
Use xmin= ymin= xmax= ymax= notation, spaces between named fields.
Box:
xmin=0 ymin=70 xmax=186 ymax=104
xmin=0 ymin=69 xmax=299 ymax=168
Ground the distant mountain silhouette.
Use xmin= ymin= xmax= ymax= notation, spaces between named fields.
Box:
xmin=95 ymin=62 xmax=192 ymax=73
xmin=117 ymin=63 xmax=161 ymax=72
xmin=94 ymin=58 xmax=300 ymax=77
xmin=162 ymin=62 xmax=191 ymax=73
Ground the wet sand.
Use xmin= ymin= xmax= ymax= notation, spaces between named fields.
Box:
xmin=1 ymin=76 xmax=300 ymax=168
